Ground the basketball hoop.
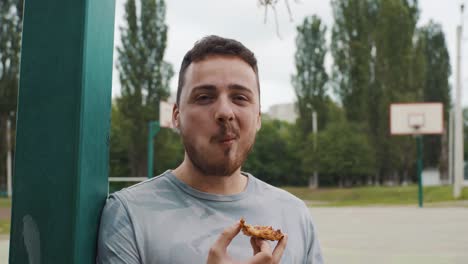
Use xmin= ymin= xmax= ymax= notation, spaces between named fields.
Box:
xmin=389 ymin=102 xmax=444 ymax=208
xmin=408 ymin=113 xmax=425 ymax=134
xmin=390 ymin=103 xmax=443 ymax=135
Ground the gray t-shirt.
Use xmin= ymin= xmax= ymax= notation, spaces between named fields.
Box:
xmin=96 ymin=171 xmax=323 ymax=264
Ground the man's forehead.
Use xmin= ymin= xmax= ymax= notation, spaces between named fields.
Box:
xmin=189 ymin=55 xmax=254 ymax=74
xmin=183 ymin=56 xmax=258 ymax=92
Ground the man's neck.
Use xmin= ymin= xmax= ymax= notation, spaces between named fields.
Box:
xmin=171 ymin=158 xmax=247 ymax=195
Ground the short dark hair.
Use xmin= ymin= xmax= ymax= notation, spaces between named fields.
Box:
xmin=176 ymin=35 xmax=260 ymax=105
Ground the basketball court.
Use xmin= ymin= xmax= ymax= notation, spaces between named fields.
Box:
xmin=2 ymin=206 xmax=468 ymax=263
xmin=313 ymin=206 xmax=468 ymax=264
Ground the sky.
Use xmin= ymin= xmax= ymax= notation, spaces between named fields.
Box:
xmin=111 ymin=0 xmax=468 ymax=113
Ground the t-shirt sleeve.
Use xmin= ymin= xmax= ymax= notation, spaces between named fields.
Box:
xmin=305 ymin=211 xmax=324 ymax=264
xmin=96 ymin=194 xmax=141 ymax=264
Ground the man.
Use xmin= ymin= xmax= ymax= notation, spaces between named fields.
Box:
xmin=97 ymin=35 xmax=323 ymax=264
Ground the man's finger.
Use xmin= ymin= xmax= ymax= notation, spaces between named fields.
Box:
xmin=272 ymin=234 xmax=288 ymax=262
xmin=256 ymin=238 xmax=272 ymax=253
xmin=249 ymin=240 xmax=272 ymax=264
xmin=250 ymin=237 xmax=260 ymax=255
xmin=213 ymin=221 xmax=241 ymax=250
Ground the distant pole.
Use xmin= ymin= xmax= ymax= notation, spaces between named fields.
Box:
xmin=6 ymin=117 xmax=12 ymax=198
xmin=416 ymin=135 xmax=423 ymax=208
xmin=454 ymin=3 xmax=464 ymax=198
xmin=147 ymin=121 xmax=160 ymax=179
xmin=312 ymin=111 xmax=318 ymax=188
xmin=307 ymin=103 xmax=318 ymax=189
xmin=449 ymin=109 xmax=454 ymax=184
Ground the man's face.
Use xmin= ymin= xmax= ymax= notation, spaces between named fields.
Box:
xmin=173 ymin=55 xmax=261 ymax=176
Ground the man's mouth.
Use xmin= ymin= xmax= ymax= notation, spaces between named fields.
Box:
xmin=216 ymin=134 xmax=238 ymax=146
xmin=220 ymin=136 xmax=236 ymax=142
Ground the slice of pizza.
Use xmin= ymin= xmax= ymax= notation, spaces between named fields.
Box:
xmin=239 ymin=218 xmax=284 ymax=241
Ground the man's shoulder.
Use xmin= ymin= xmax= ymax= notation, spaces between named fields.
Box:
xmin=248 ymin=173 xmax=308 ymax=210
xmin=110 ymin=171 xmax=174 ymax=203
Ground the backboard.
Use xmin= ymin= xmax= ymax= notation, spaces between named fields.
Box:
xmin=390 ymin=103 xmax=443 ymax=135
xmin=159 ymin=101 xmax=174 ymax=128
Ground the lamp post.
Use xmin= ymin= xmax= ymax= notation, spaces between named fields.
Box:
xmin=307 ymin=103 xmax=318 ymax=188
xmin=454 ymin=3 xmax=464 ymax=198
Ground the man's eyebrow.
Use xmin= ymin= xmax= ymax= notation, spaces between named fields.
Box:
xmin=228 ymin=84 xmax=254 ymax=94
xmin=190 ymin=85 xmax=217 ymax=94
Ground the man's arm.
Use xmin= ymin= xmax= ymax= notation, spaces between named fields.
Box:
xmin=96 ymin=195 xmax=141 ymax=264
xmin=305 ymin=212 xmax=324 ymax=264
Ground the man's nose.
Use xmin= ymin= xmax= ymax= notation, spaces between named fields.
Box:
xmin=214 ymin=97 xmax=235 ymax=123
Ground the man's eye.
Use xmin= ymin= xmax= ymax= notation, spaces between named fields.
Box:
xmin=234 ymin=95 xmax=248 ymax=101
xmin=196 ymin=95 xmax=213 ymax=102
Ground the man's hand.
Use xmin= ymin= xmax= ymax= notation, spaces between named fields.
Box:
xmin=207 ymin=221 xmax=288 ymax=264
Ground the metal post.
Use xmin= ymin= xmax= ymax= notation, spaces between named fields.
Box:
xmin=6 ymin=117 xmax=12 ymax=198
xmin=9 ymin=0 xmax=116 ymax=262
xmin=449 ymin=109 xmax=454 ymax=184
xmin=147 ymin=121 xmax=160 ymax=178
xmin=417 ymin=135 xmax=424 ymax=208
xmin=312 ymin=111 xmax=318 ymax=187
xmin=454 ymin=4 xmax=464 ymax=198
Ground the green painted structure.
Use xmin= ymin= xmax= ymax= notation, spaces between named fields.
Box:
xmin=147 ymin=121 xmax=160 ymax=179
xmin=9 ymin=0 xmax=116 ymax=263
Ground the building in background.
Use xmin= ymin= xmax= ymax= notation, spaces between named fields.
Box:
xmin=266 ymin=103 xmax=298 ymax=124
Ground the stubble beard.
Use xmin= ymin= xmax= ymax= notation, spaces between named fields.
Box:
xmin=180 ymin=124 xmax=256 ymax=177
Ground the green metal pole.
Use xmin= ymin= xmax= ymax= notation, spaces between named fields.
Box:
xmin=417 ymin=135 xmax=424 ymax=208
xmin=147 ymin=121 xmax=160 ymax=178
xmin=9 ymin=0 xmax=115 ymax=263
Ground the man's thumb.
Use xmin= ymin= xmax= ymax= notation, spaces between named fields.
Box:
xmin=214 ymin=221 xmax=242 ymax=250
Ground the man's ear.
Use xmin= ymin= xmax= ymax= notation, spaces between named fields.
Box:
xmin=172 ymin=103 xmax=180 ymax=130
xmin=256 ymin=111 xmax=262 ymax=131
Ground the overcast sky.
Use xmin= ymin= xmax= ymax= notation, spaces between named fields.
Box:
xmin=111 ymin=0 xmax=467 ymax=112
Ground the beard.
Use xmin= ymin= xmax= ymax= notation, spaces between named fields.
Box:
xmin=180 ymin=122 xmax=256 ymax=177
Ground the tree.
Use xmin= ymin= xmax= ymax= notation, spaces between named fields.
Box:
xmin=116 ymin=0 xmax=173 ymax=177
xmin=292 ymin=15 xmax=329 ymax=136
xmin=0 ymin=0 xmax=22 ymax=192
xmin=109 ymin=102 xmax=131 ymax=179
xmin=304 ymin=121 xmax=376 ymax=187
xmin=330 ymin=0 xmax=377 ymax=125
xmin=416 ymin=21 xmax=451 ymax=179
xmin=330 ymin=0 xmax=380 ymax=185
xmin=331 ymin=0 xmax=422 ymax=184
xmin=373 ymin=0 xmax=419 ymax=184
xmin=243 ymin=118 xmax=304 ymax=186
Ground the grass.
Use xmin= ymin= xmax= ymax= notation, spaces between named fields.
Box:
xmin=0 ymin=198 xmax=11 ymax=208
xmin=0 ymin=198 xmax=12 ymax=235
xmin=282 ymin=185 xmax=468 ymax=206
xmin=0 ymin=219 xmax=10 ymax=235
xmin=0 ymin=186 xmax=466 ymax=235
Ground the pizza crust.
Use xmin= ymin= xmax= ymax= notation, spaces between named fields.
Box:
xmin=239 ymin=218 xmax=284 ymax=241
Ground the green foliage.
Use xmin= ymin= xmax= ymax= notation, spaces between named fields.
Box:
xmin=109 ymin=106 xmax=184 ymax=179
xmin=0 ymin=0 xmax=22 ymax=114
xmin=331 ymin=0 xmax=377 ymax=124
xmin=292 ymin=15 xmax=329 ymax=136
xmin=116 ymin=0 xmax=173 ymax=177
xmin=153 ymin=128 xmax=184 ymax=175
xmin=109 ymin=102 xmax=131 ymax=178
xmin=0 ymin=0 xmax=22 ymax=192
xmin=326 ymin=0 xmax=451 ymax=185
xmin=243 ymin=118 xmax=306 ymax=186
xmin=303 ymin=121 xmax=376 ymax=186
xmin=416 ymin=21 xmax=451 ymax=169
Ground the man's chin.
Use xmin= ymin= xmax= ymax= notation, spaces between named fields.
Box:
xmin=203 ymin=162 xmax=240 ymax=177
xmin=190 ymin=158 xmax=241 ymax=177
